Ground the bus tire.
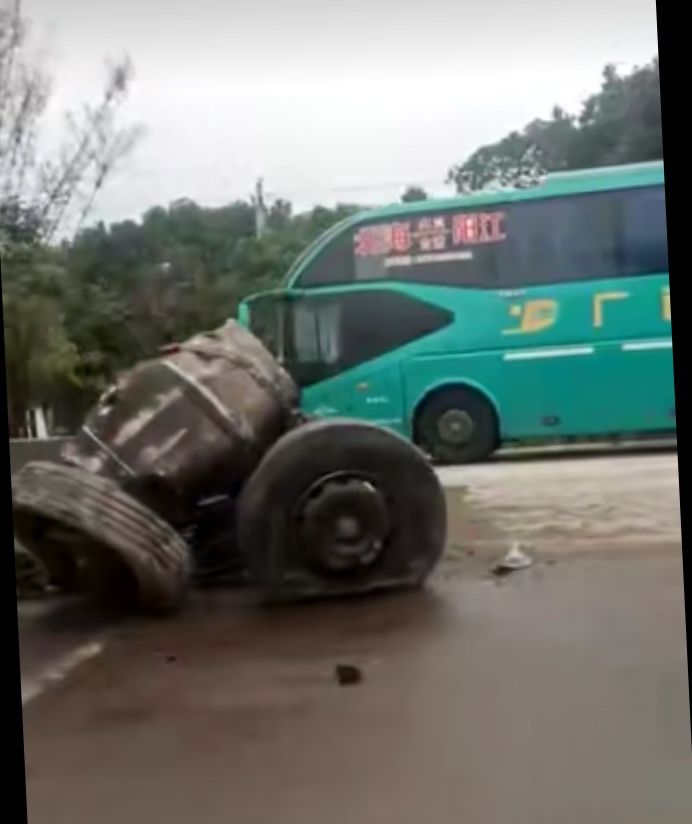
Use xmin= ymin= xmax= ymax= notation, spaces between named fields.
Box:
xmin=236 ymin=418 xmax=447 ymax=602
xmin=415 ymin=387 xmax=498 ymax=465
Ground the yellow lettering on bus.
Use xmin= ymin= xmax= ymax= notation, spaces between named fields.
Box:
xmin=662 ymin=287 xmax=671 ymax=321
xmin=503 ymin=299 xmax=558 ymax=335
xmin=593 ymin=292 xmax=629 ymax=328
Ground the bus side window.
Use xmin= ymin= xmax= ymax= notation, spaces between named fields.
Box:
xmin=498 ymin=192 xmax=619 ymax=287
xmin=619 ymin=186 xmax=668 ymax=275
xmin=288 ymin=292 xmax=453 ymax=386
xmin=338 ymin=292 xmax=453 ymax=370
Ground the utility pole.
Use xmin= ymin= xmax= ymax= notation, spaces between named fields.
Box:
xmin=252 ymin=177 xmax=267 ymax=238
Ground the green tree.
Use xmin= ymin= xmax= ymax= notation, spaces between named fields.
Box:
xmin=2 ymin=243 xmax=80 ymax=434
xmin=401 ymin=185 xmax=428 ymax=203
xmin=58 ymin=198 xmax=362 ymax=422
xmin=572 ymin=59 xmax=662 ymax=167
xmin=1 ymin=0 xmax=141 ymax=434
xmin=447 ymin=58 xmax=661 ymax=192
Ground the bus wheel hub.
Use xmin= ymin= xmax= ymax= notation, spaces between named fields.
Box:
xmin=297 ymin=477 xmax=390 ymax=573
xmin=437 ymin=409 xmax=474 ymax=445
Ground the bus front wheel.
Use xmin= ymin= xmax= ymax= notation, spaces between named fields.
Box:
xmin=415 ymin=388 xmax=498 ymax=465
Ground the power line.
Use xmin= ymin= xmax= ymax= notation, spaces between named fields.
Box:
xmin=122 ymin=164 xmax=448 ymax=198
xmin=267 ymin=179 xmax=449 ymax=199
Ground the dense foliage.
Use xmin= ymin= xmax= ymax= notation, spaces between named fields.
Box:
xmin=447 ymin=58 xmax=661 ymax=192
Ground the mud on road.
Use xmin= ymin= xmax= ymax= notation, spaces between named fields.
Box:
xmin=21 ymin=448 xmax=690 ymax=824
xmin=441 ymin=449 xmax=681 ymax=563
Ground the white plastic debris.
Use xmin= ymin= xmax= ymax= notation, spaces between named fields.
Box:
xmin=492 ymin=542 xmax=534 ymax=575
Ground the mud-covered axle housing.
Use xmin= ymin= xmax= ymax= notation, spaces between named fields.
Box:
xmin=12 ymin=321 xmax=446 ymax=611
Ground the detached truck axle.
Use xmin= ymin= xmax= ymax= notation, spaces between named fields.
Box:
xmin=12 ymin=321 xmax=447 ymax=611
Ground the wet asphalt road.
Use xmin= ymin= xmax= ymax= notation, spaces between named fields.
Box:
xmin=20 ymin=447 xmax=691 ymax=824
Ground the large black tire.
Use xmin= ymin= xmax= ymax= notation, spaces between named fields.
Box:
xmin=415 ymin=388 xmax=498 ymax=465
xmin=12 ymin=461 xmax=189 ymax=612
xmin=236 ymin=419 xmax=447 ymax=602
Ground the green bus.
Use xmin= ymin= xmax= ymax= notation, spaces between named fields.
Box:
xmin=239 ymin=161 xmax=672 ymax=463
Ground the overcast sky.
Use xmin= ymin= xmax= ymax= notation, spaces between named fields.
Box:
xmin=21 ymin=0 xmax=659 ymax=227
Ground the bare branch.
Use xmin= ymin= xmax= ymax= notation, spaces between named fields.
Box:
xmin=38 ymin=57 xmax=138 ymax=241
xmin=1 ymin=2 xmax=141 ymax=243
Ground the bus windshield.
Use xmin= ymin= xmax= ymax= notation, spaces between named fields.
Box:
xmin=243 ymin=294 xmax=287 ymax=363
xmin=246 ymin=293 xmax=344 ymax=385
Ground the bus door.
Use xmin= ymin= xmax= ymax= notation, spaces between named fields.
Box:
xmin=285 ymin=292 xmax=408 ymax=431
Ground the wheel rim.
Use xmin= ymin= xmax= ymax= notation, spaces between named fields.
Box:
xmin=437 ymin=409 xmax=475 ymax=446
xmin=295 ymin=473 xmax=391 ymax=574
